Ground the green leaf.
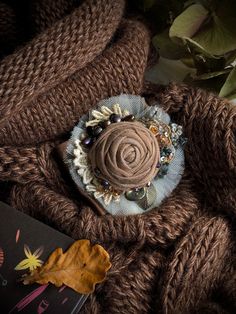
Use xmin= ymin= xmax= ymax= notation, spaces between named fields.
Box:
xmin=225 ymin=50 xmax=236 ymax=66
xmin=145 ymin=57 xmax=196 ymax=85
xmin=192 ymin=14 xmax=236 ymax=55
xmin=152 ymin=30 xmax=187 ymax=59
xmin=219 ymin=66 xmax=236 ymax=98
xmin=170 ymin=2 xmax=236 ymax=56
xmin=192 ymin=68 xmax=231 ymax=80
xmin=170 ymin=4 xmax=209 ymax=40
xmin=187 ymin=73 xmax=228 ymax=94
xmin=184 ymin=37 xmax=219 ymax=59
xmin=181 ymin=56 xmax=196 ymax=68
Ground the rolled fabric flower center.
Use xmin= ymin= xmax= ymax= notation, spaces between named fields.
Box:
xmin=88 ymin=121 xmax=160 ymax=191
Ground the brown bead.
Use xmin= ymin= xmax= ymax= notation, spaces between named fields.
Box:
xmin=122 ymin=114 xmax=135 ymax=121
xmin=99 ymin=120 xmax=111 ymax=128
xmin=93 ymin=126 xmax=103 ymax=137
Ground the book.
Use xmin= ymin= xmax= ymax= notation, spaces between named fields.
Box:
xmin=0 ymin=202 xmax=88 ymax=314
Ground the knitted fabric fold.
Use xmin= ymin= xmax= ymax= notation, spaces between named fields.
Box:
xmin=0 ymin=1 xmax=236 ymax=313
xmin=0 ymin=17 xmax=149 ymax=145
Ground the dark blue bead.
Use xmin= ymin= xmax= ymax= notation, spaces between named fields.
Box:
xmin=82 ymin=137 xmax=93 ymax=146
xmin=99 ymin=120 xmax=111 ymax=128
xmin=110 ymin=113 xmax=121 ymax=123
xmin=93 ymin=126 xmax=103 ymax=137
xmin=86 ymin=126 xmax=94 ymax=136
xmin=101 ymin=180 xmax=110 ymax=189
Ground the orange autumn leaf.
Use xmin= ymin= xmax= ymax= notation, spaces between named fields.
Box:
xmin=22 ymin=239 xmax=111 ymax=294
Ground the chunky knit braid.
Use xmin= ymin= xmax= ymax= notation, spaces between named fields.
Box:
xmin=0 ymin=0 xmax=125 ymax=129
xmin=0 ymin=0 xmax=236 ymax=313
xmin=0 ymin=19 xmax=149 ymax=145
xmin=155 ymin=84 xmax=236 ymax=215
xmin=161 ymin=215 xmax=231 ymax=313
xmin=10 ymin=176 xmax=199 ymax=246
xmin=30 ymin=0 xmax=76 ymax=33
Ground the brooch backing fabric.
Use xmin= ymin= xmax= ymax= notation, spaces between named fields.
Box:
xmin=65 ymin=95 xmax=186 ymax=216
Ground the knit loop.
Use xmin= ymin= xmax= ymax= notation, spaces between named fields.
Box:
xmin=0 ymin=19 xmax=150 ymax=145
xmin=161 ymin=215 xmax=231 ymax=313
xmin=10 ymin=177 xmax=198 ymax=246
xmin=0 ymin=0 xmax=125 ymax=128
xmin=30 ymin=0 xmax=75 ymax=33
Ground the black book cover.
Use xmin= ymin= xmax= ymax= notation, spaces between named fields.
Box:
xmin=0 ymin=202 xmax=88 ymax=314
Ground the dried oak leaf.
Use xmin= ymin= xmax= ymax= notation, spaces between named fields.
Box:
xmin=22 ymin=239 xmax=111 ymax=294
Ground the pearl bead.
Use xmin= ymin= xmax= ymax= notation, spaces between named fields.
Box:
xmin=109 ymin=113 xmax=121 ymax=123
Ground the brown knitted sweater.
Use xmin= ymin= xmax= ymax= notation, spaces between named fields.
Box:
xmin=0 ymin=0 xmax=236 ymax=313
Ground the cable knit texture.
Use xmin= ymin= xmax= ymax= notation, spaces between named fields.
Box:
xmin=0 ymin=1 xmax=235 ymax=313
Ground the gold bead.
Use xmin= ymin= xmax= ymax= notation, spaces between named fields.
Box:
xmin=149 ymin=125 xmax=158 ymax=135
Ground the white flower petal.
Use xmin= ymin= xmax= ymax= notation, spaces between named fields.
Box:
xmin=100 ymin=106 xmax=113 ymax=115
xmin=114 ymin=196 xmax=121 ymax=203
xmin=78 ymin=155 xmax=88 ymax=164
xmin=73 ymin=157 xmax=82 ymax=167
xmin=75 ymin=159 xmax=88 ymax=169
xmin=112 ymin=104 xmax=119 ymax=114
xmin=86 ymin=119 xmax=101 ymax=127
xmin=94 ymin=191 xmax=104 ymax=199
xmin=86 ymin=184 xmax=97 ymax=192
xmin=104 ymin=193 xmax=113 ymax=205
xmin=83 ymin=169 xmax=93 ymax=184
xmin=74 ymin=139 xmax=81 ymax=146
xmin=123 ymin=110 xmax=130 ymax=117
xmin=74 ymin=143 xmax=85 ymax=152
xmin=91 ymin=110 xmax=105 ymax=119
xmin=117 ymin=105 xmax=122 ymax=116
xmin=78 ymin=164 xmax=87 ymax=169
xmin=77 ymin=168 xmax=84 ymax=176
xmin=73 ymin=148 xmax=82 ymax=158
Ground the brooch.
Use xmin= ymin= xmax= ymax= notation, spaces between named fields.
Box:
xmin=65 ymin=95 xmax=186 ymax=215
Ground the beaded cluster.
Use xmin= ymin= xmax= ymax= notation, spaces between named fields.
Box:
xmin=73 ymin=104 xmax=131 ymax=205
xmin=72 ymin=103 xmax=186 ymax=207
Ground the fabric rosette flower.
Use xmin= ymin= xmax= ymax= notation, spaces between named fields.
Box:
xmin=88 ymin=121 xmax=160 ymax=191
xmin=65 ymin=95 xmax=186 ymax=215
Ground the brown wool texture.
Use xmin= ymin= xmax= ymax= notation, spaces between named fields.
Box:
xmin=0 ymin=0 xmax=236 ymax=313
